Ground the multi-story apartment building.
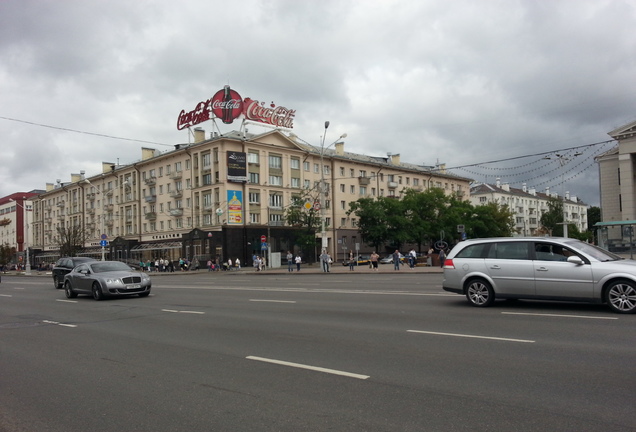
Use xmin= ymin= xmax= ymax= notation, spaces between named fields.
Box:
xmin=30 ymin=128 xmax=471 ymax=266
xmin=596 ymin=118 xmax=636 ymax=250
xmin=0 ymin=192 xmax=41 ymax=267
xmin=470 ymin=179 xmax=588 ymax=236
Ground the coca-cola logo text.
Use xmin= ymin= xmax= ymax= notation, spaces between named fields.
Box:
xmin=177 ymin=99 xmax=212 ymax=130
xmin=243 ymin=98 xmax=296 ymax=129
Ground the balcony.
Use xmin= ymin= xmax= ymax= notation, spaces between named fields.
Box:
xmin=169 ymin=171 xmax=182 ymax=180
xmin=105 ymin=219 xmax=114 ymax=226
xmin=203 ymin=204 xmax=214 ymax=213
xmin=56 ymin=201 xmax=65 ymax=207
xmin=144 ymin=177 xmax=157 ymax=186
xmin=170 ymin=189 xmax=183 ymax=198
xmin=169 ymin=208 xmax=184 ymax=217
xmin=87 ymin=193 xmax=96 ymax=200
xmin=387 ymin=181 xmax=398 ymax=189
xmin=104 ymin=204 xmax=114 ymax=212
xmin=358 ymin=176 xmax=371 ymax=185
xmin=201 ymin=166 xmax=211 ymax=174
xmin=104 ymin=188 xmax=113 ymax=196
xmin=144 ymin=195 xmax=156 ymax=203
xmin=144 ymin=212 xmax=157 ymax=221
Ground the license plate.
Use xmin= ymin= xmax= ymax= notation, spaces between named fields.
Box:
xmin=127 ymin=284 xmax=141 ymax=289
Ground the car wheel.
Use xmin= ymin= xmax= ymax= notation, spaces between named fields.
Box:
xmin=64 ymin=281 xmax=77 ymax=298
xmin=605 ymin=280 xmax=636 ymax=314
xmin=465 ymin=278 xmax=495 ymax=307
xmin=54 ymin=275 xmax=61 ymax=289
xmin=92 ymin=282 xmax=103 ymax=301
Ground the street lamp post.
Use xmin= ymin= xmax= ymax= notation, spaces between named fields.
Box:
xmin=82 ymin=179 xmax=105 ymax=260
xmin=10 ymin=198 xmax=31 ymax=275
xmin=318 ymin=121 xmax=347 ymax=257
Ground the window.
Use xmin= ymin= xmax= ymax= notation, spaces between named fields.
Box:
xmin=340 ymin=200 xmax=346 ymax=209
xmin=303 ymin=161 xmax=310 ymax=171
xmin=350 ymin=185 xmax=355 ymax=194
xmin=248 ymin=152 xmax=259 ymax=164
xmin=291 ymin=178 xmax=300 ymax=188
xmin=323 ymin=165 xmax=330 ymax=175
xmin=269 ymin=155 xmax=282 ymax=169
xmin=341 ymin=218 xmax=347 ymax=227
xmin=250 ymin=213 xmax=260 ymax=223
xmin=290 ymin=158 xmax=300 ymax=170
xmin=203 ymin=174 xmax=212 ymax=185
xmin=269 ymin=175 xmax=282 ymax=186
xmin=304 ymin=179 xmax=310 ymax=189
xmin=314 ymin=163 xmax=319 ymax=173
xmin=269 ymin=194 xmax=283 ymax=208
xmin=360 ymin=186 xmax=367 ymax=195
xmin=202 ymin=153 xmax=211 ymax=168
xmin=493 ymin=242 xmax=530 ymax=260
xmin=175 ymin=161 xmax=182 ymax=172
xmin=249 ymin=172 xmax=259 ymax=184
xmin=350 ymin=169 xmax=355 ymax=177
xmin=359 ymin=170 xmax=366 ymax=177
xmin=340 ymin=184 xmax=345 ymax=193
xmin=249 ymin=192 xmax=260 ymax=204
xmin=340 ymin=167 xmax=345 ymax=176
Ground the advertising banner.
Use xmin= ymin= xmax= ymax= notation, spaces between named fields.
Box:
xmin=227 ymin=191 xmax=243 ymax=225
xmin=227 ymin=151 xmax=247 ymax=182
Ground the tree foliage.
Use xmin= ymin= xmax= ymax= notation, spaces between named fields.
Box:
xmin=0 ymin=243 xmax=15 ymax=269
xmin=347 ymin=188 xmax=515 ymax=252
xmin=284 ymin=193 xmax=319 ymax=252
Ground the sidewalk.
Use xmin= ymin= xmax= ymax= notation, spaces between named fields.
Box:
xmin=1 ymin=262 xmax=443 ymax=278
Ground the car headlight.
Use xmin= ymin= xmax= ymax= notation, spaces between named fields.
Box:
xmin=104 ymin=278 xmax=124 ymax=285
xmin=141 ymin=273 xmax=150 ymax=281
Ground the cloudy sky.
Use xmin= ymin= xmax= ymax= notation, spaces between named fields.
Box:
xmin=2 ymin=0 xmax=635 ymax=207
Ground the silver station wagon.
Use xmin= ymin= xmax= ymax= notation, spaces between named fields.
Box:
xmin=442 ymin=237 xmax=636 ymax=314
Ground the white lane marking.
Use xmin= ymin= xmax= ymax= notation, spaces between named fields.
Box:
xmin=407 ymin=330 xmax=535 ymax=343
xmin=56 ymin=299 xmax=77 ymax=303
xmin=42 ymin=320 xmax=77 ymax=328
xmin=502 ymin=312 xmax=617 ymax=320
xmin=157 ymin=285 xmax=448 ymax=296
xmin=0 ymin=294 xmax=12 ymax=297
xmin=249 ymin=299 xmax=297 ymax=304
xmin=246 ymin=356 xmax=370 ymax=380
xmin=161 ymin=309 xmax=205 ymax=314
xmin=13 ymin=287 xmax=25 ymax=290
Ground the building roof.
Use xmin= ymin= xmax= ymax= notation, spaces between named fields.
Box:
xmin=470 ymin=182 xmax=585 ymax=205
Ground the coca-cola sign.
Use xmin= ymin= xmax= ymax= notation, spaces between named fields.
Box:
xmin=243 ymin=98 xmax=296 ymax=129
xmin=176 ymin=87 xmax=296 ymax=130
xmin=211 ymin=87 xmax=244 ymax=124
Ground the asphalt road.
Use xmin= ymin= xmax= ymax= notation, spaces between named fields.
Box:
xmin=1 ymin=271 xmax=634 ymax=431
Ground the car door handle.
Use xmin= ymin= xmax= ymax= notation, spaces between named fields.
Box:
xmin=489 ymin=265 xmax=501 ymax=270
xmin=536 ymin=267 xmax=549 ymax=272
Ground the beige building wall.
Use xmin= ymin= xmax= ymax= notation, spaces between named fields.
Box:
xmin=31 ymin=129 xmax=471 ymax=261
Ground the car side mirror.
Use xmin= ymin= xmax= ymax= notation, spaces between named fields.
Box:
xmin=567 ymin=255 xmax=584 ymax=265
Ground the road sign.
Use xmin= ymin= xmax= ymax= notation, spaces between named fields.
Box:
xmin=261 ymin=242 xmax=268 ymax=251
xmin=101 ymin=234 xmax=107 ymax=240
xmin=100 ymin=240 xmax=108 ymax=247
xmin=261 ymin=235 xmax=266 ymax=242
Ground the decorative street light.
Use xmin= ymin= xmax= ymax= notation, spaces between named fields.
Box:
xmin=318 ymin=121 xmax=347 ymax=255
xmin=9 ymin=198 xmax=31 ymax=275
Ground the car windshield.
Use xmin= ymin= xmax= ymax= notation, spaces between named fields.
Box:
xmin=564 ymin=240 xmax=622 ymax=262
xmin=90 ymin=262 xmax=133 ymax=273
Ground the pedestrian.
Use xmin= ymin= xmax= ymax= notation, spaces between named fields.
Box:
xmin=320 ymin=250 xmax=331 ymax=272
xmin=235 ymin=258 xmax=241 ymax=270
xmin=439 ymin=249 xmax=446 ymax=268
xmin=227 ymin=258 xmax=232 ymax=271
xmin=370 ymin=251 xmax=379 ymax=271
xmin=207 ymin=259 xmax=212 ymax=271
xmin=409 ymin=248 xmax=417 ymax=269
xmin=348 ymin=251 xmax=355 ymax=271
xmin=392 ymin=249 xmax=401 ymax=270
xmin=295 ymin=254 xmax=302 ymax=271
xmin=286 ymin=251 xmax=294 ymax=272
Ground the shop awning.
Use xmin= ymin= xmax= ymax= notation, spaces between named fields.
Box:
xmin=594 ymin=221 xmax=636 ymax=227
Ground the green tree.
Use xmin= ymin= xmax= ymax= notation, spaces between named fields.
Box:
xmin=540 ymin=197 xmax=564 ymax=236
xmin=284 ymin=194 xmax=320 ymax=252
xmin=402 ymin=188 xmax=450 ymax=251
xmin=0 ymin=243 xmax=15 ymax=270
xmin=347 ymin=197 xmax=392 ymax=251
xmin=467 ymin=202 xmax=515 ymax=238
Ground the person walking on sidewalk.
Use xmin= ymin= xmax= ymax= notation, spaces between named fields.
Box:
xmin=370 ymin=251 xmax=379 ymax=271
xmin=295 ymin=254 xmax=302 ymax=271
xmin=439 ymin=249 xmax=446 ymax=268
xmin=392 ymin=250 xmax=401 ymax=271
xmin=286 ymin=251 xmax=294 ymax=272
xmin=348 ymin=251 xmax=355 ymax=271
xmin=320 ymin=250 xmax=331 ymax=273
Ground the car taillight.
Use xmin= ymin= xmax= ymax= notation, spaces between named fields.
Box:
xmin=443 ymin=259 xmax=454 ymax=269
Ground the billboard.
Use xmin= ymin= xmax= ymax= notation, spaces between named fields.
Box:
xmin=227 ymin=151 xmax=247 ymax=182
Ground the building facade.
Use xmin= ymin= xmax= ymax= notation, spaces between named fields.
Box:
xmin=30 ymin=129 xmax=471 ymax=266
xmin=596 ymin=119 xmax=636 ymax=249
xmin=470 ymin=179 xmax=588 ymax=236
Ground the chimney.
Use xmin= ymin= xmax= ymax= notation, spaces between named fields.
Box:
xmin=335 ymin=141 xmax=345 ymax=156
xmin=522 ymin=183 xmax=527 ymax=192
xmin=529 ymin=187 xmax=536 ymax=196
xmin=502 ymin=183 xmax=510 ymax=192
xmin=565 ymin=191 xmax=570 ymax=201
xmin=390 ymin=154 xmax=401 ymax=165
xmin=102 ymin=162 xmax=115 ymax=173
xmin=545 ymin=187 xmax=550 ymax=196
xmin=496 ymin=178 xmax=501 ymax=188
xmin=142 ymin=147 xmax=156 ymax=161
xmin=46 ymin=182 xmax=55 ymax=192
xmin=71 ymin=173 xmax=82 ymax=183
xmin=194 ymin=127 xmax=205 ymax=143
